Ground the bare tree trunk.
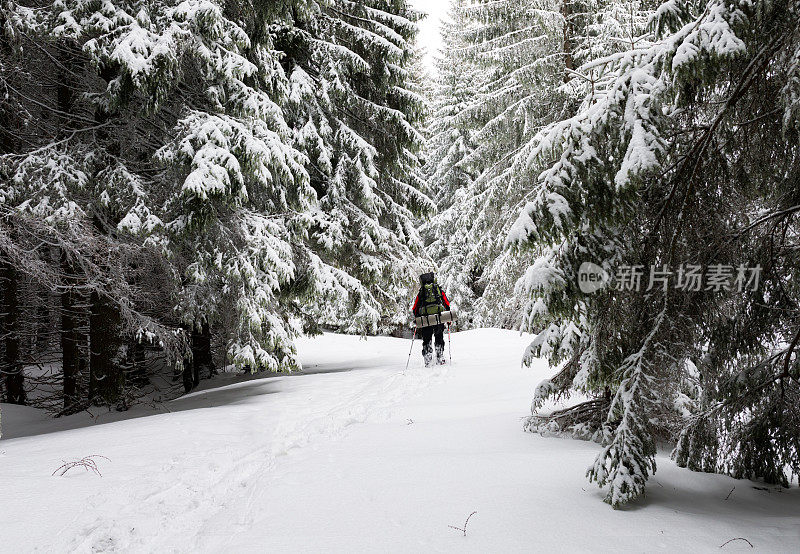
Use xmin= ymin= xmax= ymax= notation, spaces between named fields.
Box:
xmin=184 ymin=321 xmax=213 ymax=392
xmin=562 ymin=0 xmax=574 ymax=82
xmin=1 ymin=255 xmax=26 ymax=404
xmin=125 ymin=336 xmax=149 ymax=389
xmin=35 ymin=273 xmax=52 ymax=356
xmin=0 ymin=24 xmax=25 ymax=405
xmin=60 ymin=252 xmax=82 ymax=413
xmin=89 ymin=290 xmax=123 ymax=407
xmin=52 ymin=37 xmax=89 ymax=415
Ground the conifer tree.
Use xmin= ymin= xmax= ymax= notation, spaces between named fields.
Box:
xmin=510 ymin=0 xmax=800 ymax=505
xmin=0 ymin=0 xmax=431 ymax=410
xmin=282 ymin=0 xmax=433 ymax=334
xmin=421 ymin=0 xmax=487 ymax=324
xmin=426 ymin=0 xmax=578 ymax=327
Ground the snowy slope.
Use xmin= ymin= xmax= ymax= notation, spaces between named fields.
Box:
xmin=2 ymin=330 xmax=798 ymax=553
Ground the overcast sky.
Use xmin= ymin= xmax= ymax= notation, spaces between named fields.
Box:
xmin=409 ymin=0 xmax=450 ymax=77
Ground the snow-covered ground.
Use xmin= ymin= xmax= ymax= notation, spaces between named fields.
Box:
xmin=2 ymin=329 xmax=798 ymax=553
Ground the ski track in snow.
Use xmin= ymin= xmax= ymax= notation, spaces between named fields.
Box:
xmin=2 ymin=329 xmax=799 ymax=553
xmin=2 ymin=333 xmax=449 ymax=553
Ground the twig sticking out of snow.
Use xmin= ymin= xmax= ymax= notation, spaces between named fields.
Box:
xmin=719 ymin=537 xmax=753 ymax=548
xmin=448 ymin=511 xmax=477 ymax=537
xmin=724 ymin=486 xmax=735 ymax=500
xmin=52 ymin=455 xmax=110 ymax=477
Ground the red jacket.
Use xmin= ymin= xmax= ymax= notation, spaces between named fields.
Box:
xmin=412 ymin=286 xmax=450 ymax=316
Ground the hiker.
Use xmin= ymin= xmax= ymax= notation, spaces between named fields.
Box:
xmin=412 ymin=272 xmax=451 ymax=366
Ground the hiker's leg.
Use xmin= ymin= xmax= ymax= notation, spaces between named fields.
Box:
xmin=420 ymin=326 xmax=433 ymax=366
xmin=434 ymin=324 xmax=445 ymax=361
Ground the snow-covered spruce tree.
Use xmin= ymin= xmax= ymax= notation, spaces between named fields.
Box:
xmin=425 ymin=0 xmax=657 ymax=328
xmin=510 ymin=0 xmax=800 ymax=505
xmin=408 ymin=43 xmax=434 ymax=123
xmin=509 ymin=0 xmax=655 ymax=421
xmin=1 ymin=2 xmax=175 ymax=408
xmin=2 ymin=0 xmax=313 ymax=402
xmin=427 ymin=0 xmax=581 ymax=329
xmin=279 ymin=0 xmax=433 ymax=335
xmin=573 ymin=0 xmax=655 ymax=63
xmin=420 ymin=0 xmax=488 ymax=327
xmin=143 ymin=0 xmax=320 ymax=373
xmin=1 ymin=0 xmax=432 ymax=410
xmin=469 ymin=0 xmax=660 ymax=328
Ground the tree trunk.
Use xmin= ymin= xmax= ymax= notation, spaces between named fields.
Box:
xmin=1 ymin=255 xmax=26 ymax=404
xmin=60 ymin=253 xmax=82 ymax=413
xmin=0 ymin=39 xmax=24 ymax=403
xmin=184 ymin=321 xmax=213 ymax=392
xmin=35 ymin=285 xmax=51 ymax=355
xmin=127 ymin=338 xmax=148 ymax=387
xmin=89 ymin=290 xmax=123 ymax=407
xmin=562 ymin=0 xmax=574 ymax=82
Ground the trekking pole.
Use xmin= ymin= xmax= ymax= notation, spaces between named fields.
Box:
xmin=404 ymin=327 xmax=417 ymax=372
xmin=447 ymin=323 xmax=452 ymax=364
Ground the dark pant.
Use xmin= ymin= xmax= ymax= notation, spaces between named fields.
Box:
xmin=419 ymin=324 xmax=445 ymax=365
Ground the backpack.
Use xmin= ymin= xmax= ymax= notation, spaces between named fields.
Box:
xmin=420 ymin=282 xmax=444 ymax=315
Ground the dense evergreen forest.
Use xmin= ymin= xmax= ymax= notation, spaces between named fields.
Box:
xmin=0 ymin=0 xmax=431 ymax=410
xmin=2 ymin=0 xmax=799 ymax=507
xmin=424 ymin=0 xmax=799 ymax=506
